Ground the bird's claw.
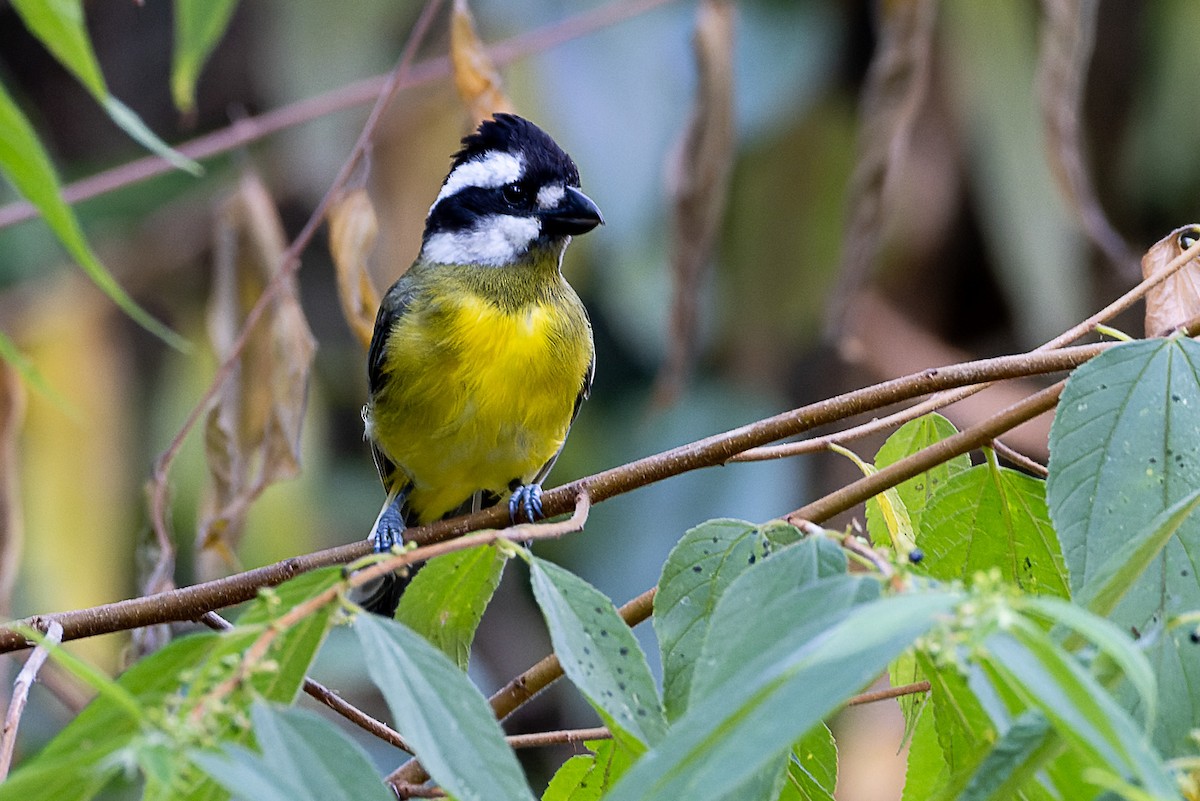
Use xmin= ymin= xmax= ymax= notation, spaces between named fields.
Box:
xmin=372 ymin=501 xmax=407 ymax=552
xmin=509 ymin=483 xmax=544 ymax=524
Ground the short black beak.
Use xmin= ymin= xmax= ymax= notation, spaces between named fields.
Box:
xmin=541 ymin=186 xmax=604 ymax=237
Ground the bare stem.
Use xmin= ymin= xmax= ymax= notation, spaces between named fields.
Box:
xmin=0 ymin=620 xmax=62 ymax=779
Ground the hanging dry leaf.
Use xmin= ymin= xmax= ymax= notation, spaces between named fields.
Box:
xmin=197 ymin=168 xmax=316 ymax=579
xmin=1037 ymin=0 xmax=1137 ymax=279
xmin=0 ymin=360 xmax=25 ymax=622
xmin=450 ymin=0 xmax=513 ymax=124
xmin=1142 ymin=224 xmax=1200 ymax=337
xmin=652 ymin=0 xmax=735 ymax=407
xmin=822 ymin=0 xmax=937 ymax=341
xmin=328 ymin=187 xmax=381 ymax=350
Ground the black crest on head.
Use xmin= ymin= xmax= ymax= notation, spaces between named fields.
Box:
xmin=450 ymin=113 xmax=581 ymax=187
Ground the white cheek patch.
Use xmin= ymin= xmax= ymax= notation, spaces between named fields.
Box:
xmin=536 ymin=183 xmax=565 ymax=210
xmin=422 ymin=215 xmax=541 ymax=266
xmin=434 ymin=151 xmax=524 ymax=207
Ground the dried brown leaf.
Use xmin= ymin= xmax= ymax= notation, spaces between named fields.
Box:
xmin=1037 ymin=0 xmax=1137 ymax=278
xmin=823 ymin=0 xmax=937 ymax=340
xmin=451 ymin=0 xmax=513 ymax=124
xmin=652 ymin=0 xmax=735 ymax=407
xmin=0 ymin=360 xmax=25 ymax=621
xmin=1142 ymin=225 xmax=1200 ymax=337
xmin=328 ymin=187 xmax=381 ymax=350
xmin=198 ymin=169 xmax=316 ymax=577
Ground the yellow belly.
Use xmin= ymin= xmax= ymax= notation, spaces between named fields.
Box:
xmin=369 ymin=286 xmax=591 ymax=524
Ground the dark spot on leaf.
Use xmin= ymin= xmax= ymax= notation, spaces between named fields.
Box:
xmin=1173 ymin=394 xmax=1182 ymax=402
xmin=693 ymin=565 xmax=703 ymax=573
xmin=1191 ymin=631 xmax=1200 ymax=644
xmin=1023 ymin=557 xmax=1032 ymax=569
xmin=600 ymin=629 xmax=609 ymax=637
xmin=1149 ymin=457 xmax=1158 ymax=464
xmin=637 ymin=709 xmax=647 ymax=717
xmin=748 ymin=554 xmax=756 ymax=565
xmin=619 ymin=647 xmax=629 ymax=656
xmin=1183 ymin=569 xmax=1190 ymax=577
xmin=618 ymin=682 xmax=627 ymax=691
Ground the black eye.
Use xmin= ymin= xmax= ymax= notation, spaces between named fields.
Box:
xmin=1180 ymin=228 xmax=1200 ymax=250
xmin=501 ymin=183 xmax=528 ymax=206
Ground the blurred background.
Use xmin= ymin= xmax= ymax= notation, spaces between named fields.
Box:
xmin=1 ymin=0 xmax=1198 ymax=797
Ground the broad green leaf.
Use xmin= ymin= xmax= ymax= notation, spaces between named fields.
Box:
xmin=529 ymin=556 xmax=667 ymax=751
xmin=10 ymin=0 xmax=200 ymax=174
xmin=395 ymin=544 xmax=507 ymax=669
xmin=779 ymin=723 xmax=837 ymax=801
xmin=921 ymin=654 xmax=997 ymax=798
xmin=603 ymin=590 xmax=961 ymax=801
xmin=541 ymin=739 xmax=634 ymax=801
xmin=868 ymin=412 xmax=970 ymax=539
xmin=690 ymin=537 xmax=879 ymax=705
xmin=173 ymin=0 xmax=240 ymax=114
xmin=0 ymin=79 xmax=187 ymax=350
xmin=192 ymin=704 xmax=393 ymax=801
xmin=653 ymin=518 xmax=800 ymax=719
xmin=920 ymin=457 xmax=1068 ymax=598
xmin=981 ymin=620 xmax=1175 ymax=797
xmin=1047 ymin=337 xmax=1200 ymax=751
xmin=354 ymin=613 xmax=536 ymax=801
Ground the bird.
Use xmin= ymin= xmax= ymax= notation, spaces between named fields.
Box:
xmin=357 ymin=113 xmax=602 ymax=615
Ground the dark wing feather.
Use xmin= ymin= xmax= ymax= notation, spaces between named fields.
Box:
xmin=366 ymin=277 xmax=418 ymax=490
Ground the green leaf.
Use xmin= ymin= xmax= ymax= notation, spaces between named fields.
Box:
xmin=529 ymin=556 xmax=667 ymax=751
xmin=1021 ymin=595 xmax=1156 ymax=728
xmin=0 ymin=329 xmax=70 ymax=408
xmin=831 ymin=442 xmax=914 ymax=551
xmin=901 ymin=700 xmax=946 ymax=801
xmin=395 ymin=544 xmax=507 ymax=669
xmin=192 ymin=703 xmax=393 ymax=801
xmin=354 ymin=612 xmax=536 ymax=801
xmin=172 ymin=0 xmax=240 ymax=114
xmin=653 ymin=518 xmax=799 ymax=720
xmin=920 ymin=457 xmax=1069 ymax=598
xmin=779 ymin=723 xmax=837 ymax=801
xmin=1046 ymin=337 xmax=1200 ymax=751
xmin=689 ymin=537 xmax=879 ymax=706
xmin=919 ymin=654 xmax=997 ymax=799
xmin=10 ymin=0 xmax=200 ymax=175
xmin=541 ymin=739 xmax=634 ymax=801
xmin=868 ymin=412 xmax=970 ymax=538
xmin=981 ymin=620 xmax=1175 ymax=797
xmin=0 ymin=78 xmax=187 ymax=350
xmin=603 ymin=590 xmax=961 ymax=801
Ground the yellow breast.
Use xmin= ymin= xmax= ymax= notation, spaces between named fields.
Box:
xmin=369 ymin=274 xmax=592 ymax=523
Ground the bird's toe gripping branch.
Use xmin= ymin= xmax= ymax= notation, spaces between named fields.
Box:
xmin=509 ymin=483 xmax=545 ymax=524
xmin=370 ymin=488 xmax=409 ymax=552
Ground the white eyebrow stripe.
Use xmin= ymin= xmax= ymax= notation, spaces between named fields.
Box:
xmin=536 ymin=184 xmax=565 ymax=210
xmin=434 ymin=151 xmax=524 ymax=206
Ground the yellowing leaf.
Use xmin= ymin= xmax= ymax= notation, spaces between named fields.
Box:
xmin=450 ymin=0 xmax=513 ymax=124
xmin=327 ymin=188 xmax=381 ymax=350
xmin=1142 ymin=224 xmax=1200 ymax=337
xmin=828 ymin=442 xmax=915 ymax=553
xmin=198 ymin=169 xmax=315 ymax=579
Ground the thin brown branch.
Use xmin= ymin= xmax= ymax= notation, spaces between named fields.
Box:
xmin=508 ymin=726 xmax=611 ymax=749
xmin=0 ymin=0 xmax=676 ymax=232
xmin=0 ymin=620 xmax=62 ymax=779
xmin=0 ymin=343 xmax=1108 ymax=655
xmin=847 ymin=680 xmax=930 ymax=707
xmin=992 ymin=438 xmax=1049 ymax=477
